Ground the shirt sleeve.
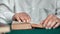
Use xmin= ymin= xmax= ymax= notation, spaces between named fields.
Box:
xmin=0 ymin=0 xmax=15 ymax=24
xmin=56 ymin=0 xmax=60 ymax=18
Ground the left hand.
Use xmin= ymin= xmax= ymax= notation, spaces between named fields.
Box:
xmin=42 ymin=14 xmax=60 ymax=29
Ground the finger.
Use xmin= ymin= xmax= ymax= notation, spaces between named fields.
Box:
xmin=53 ymin=23 xmax=60 ymax=29
xmin=43 ymin=14 xmax=53 ymax=27
xmin=46 ymin=18 xmax=53 ymax=29
xmin=27 ymin=16 xmax=31 ymax=23
xmin=50 ymin=19 xmax=57 ymax=28
xmin=40 ymin=20 xmax=45 ymax=25
xmin=12 ymin=16 xmax=18 ymax=21
xmin=16 ymin=16 xmax=21 ymax=22
xmin=25 ymin=14 xmax=31 ymax=23
xmin=18 ymin=13 xmax=26 ymax=23
xmin=24 ymin=13 xmax=31 ymax=22
xmin=49 ymin=17 xmax=58 ymax=28
xmin=20 ymin=13 xmax=31 ymax=23
xmin=48 ymin=20 xmax=56 ymax=29
xmin=46 ymin=16 xmax=57 ymax=29
xmin=24 ymin=15 xmax=31 ymax=23
xmin=19 ymin=16 xmax=26 ymax=23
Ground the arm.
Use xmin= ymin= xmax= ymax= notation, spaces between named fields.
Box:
xmin=0 ymin=0 xmax=14 ymax=24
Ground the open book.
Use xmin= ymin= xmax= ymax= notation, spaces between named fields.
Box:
xmin=11 ymin=21 xmax=44 ymax=30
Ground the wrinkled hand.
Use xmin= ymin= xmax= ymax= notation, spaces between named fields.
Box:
xmin=32 ymin=14 xmax=60 ymax=29
xmin=12 ymin=12 xmax=31 ymax=23
xmin=42 ymin=14 xmax=60 ymax=29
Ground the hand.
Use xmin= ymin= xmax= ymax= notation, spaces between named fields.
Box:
xmin=12 ymin=12 xmax=31 ymax=23
xmin=42 ymin=14 xmax=60 ymax=29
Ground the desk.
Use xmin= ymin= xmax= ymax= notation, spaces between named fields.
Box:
xmin=6 ymin=27 xmax=60 ymax=34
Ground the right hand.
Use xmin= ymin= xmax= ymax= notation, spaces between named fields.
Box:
xmin=12 ymin=12 xmax=31 ymax=23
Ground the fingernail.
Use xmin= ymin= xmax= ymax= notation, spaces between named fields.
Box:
xmin=46 ymin=27 xmax=48 ymax=29
xmin=19 ymin=20 xmax=21 ymax=22
xmin=53 ymin=27 xmax=55 ymax=29
xmin=27 ymin=20 xmax=29 ymax=22
xmin=23 ymin=20 xmax=25 ymax=22
xmin=48 ymin=27 xmax=51 ymax=29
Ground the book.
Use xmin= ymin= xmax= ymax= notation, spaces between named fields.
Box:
xmin=31 ymin=24 xmax=44 ymax=28
xmin=0 ymin=24 xmax=10 ymax=33
xmin=11 ymin=21 xmax=32 ymax=30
